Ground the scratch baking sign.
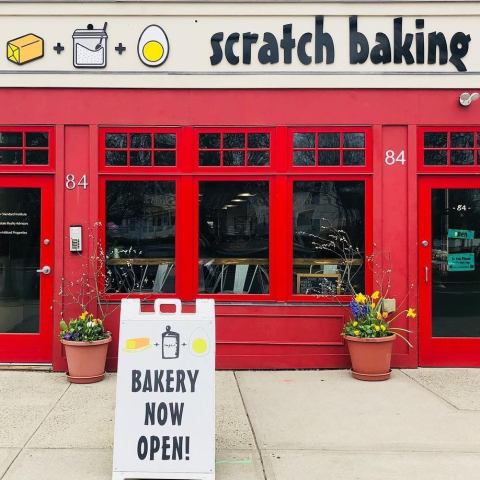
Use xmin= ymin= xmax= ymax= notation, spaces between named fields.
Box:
xmin=112 ymin=298 xmax=215 ymax=480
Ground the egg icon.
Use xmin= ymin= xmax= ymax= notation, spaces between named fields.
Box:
xmin=137 ymin=25 xmax=169 ymax=67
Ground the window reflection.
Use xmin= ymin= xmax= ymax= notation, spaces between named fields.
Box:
xmin=293 ymin=181 xmax=365 ymax=295
xmin=105 ymin=181 xmax=175 ymax=293
xmin=199 ymin=182 xmax=269 ymax=294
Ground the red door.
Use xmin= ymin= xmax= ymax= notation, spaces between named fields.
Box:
xmin=419 ymin=177 xmax=480 ymax=366
xmin=0 ymin=176 xmax=54 ymax=363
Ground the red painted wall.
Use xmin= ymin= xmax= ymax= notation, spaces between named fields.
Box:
xmin=0 ymin=88 xmax=475 ymax=370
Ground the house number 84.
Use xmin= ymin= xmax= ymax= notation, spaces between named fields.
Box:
xmin=384 ymin=150 xmax=406 ymax=166
xmin=65 ymin=174 xmax=88 ymax=190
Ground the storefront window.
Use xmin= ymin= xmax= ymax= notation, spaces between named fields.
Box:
xmin=293 ymin=131 xmax=366 ymax=166
xmin=199 ymin=181 xmax=269 ymax=294
xmin=104 ymin=131 xmax=176 ymax=167
xmin=423 ymin=130 xmax=480 ymax=166
xmin=293 ymin=181 xmax=365 ymax=295
xmin=105 ymin=181 xmax=175 ymax=293
xmin=0 ymin=129 xmax=50 ymax=165
xmin=198 ymin=131 xmax=270 ymax=166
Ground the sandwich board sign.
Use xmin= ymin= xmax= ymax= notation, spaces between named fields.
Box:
xmin=112 ymin=298 xmax=215 ymax=480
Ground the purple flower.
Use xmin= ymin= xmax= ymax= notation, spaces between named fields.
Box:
xmin=63 ymin=332 xmax=72 ymax=340
xmin=349 ymin=300 xmax=368 ymax=319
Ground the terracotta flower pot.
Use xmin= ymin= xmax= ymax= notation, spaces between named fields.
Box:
xmin=345 ymin=334 xmax=396 ymax=381
xmin=61 ymin=336 xmax=112 ymax=384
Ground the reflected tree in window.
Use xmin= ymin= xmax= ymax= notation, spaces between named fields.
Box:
xmin=105 ymin=181 xmax=175 ymax=293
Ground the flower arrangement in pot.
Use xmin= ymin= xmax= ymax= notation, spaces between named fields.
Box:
xmin=60 ymin=312 xmax=111 ymax=384
xmin=342 ymin=291 xmax=416 ymax=381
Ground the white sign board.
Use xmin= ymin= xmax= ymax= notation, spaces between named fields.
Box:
xmin=112 ymin=298 xmax=215 ymax=480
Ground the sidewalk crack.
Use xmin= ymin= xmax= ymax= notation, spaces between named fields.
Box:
xmin=1 ymin=379 xmax=71 ymax=480
xmin=233 ymin=371 xmax=268 ymax=480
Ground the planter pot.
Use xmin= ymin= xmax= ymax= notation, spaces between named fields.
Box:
xmin=345 ymin=334 xmax=396 ymax=381
xmin=61 ymin=336 xmax=112 ymax=384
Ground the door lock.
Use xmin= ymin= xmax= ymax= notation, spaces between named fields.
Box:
xmin=421 ymin=240 xmax=429 ymax=247
xmin=36 ymin=265 xmax=51 ymax=275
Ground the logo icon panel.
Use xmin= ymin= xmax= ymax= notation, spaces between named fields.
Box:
xmin=72 ymin=22 xmax=108 ymax=68
xmin=137 ymin=25 xmax=169 ymax=67
xmin=7 ymin=33 xmax=44 ymax=65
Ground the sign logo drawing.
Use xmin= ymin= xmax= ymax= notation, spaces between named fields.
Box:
xmin=72 ymin=22 xmax=108 ymax=68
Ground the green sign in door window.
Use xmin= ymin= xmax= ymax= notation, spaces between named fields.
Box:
xmin=447 ymin=252 xmax=475 ymax=272
xmin=448 ymin=229 xmax=475 ymax=240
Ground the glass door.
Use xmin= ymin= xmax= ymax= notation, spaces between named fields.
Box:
xmin=0 ymin=177 xmax=53 ymax=363
xmin=419 ymin=177 xmax=480 ymax=366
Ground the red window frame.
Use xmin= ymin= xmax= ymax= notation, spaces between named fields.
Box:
xmin=98 ymin=126 xmax=373 ymax=304
xmin=192 ymin=127 xmax=276 ymax=174
xmin=99 ymin=127 xmax=182 ymax=174
xmin=288 ymin=126 xmax=373 ymax=174
xmin=418 ymin=126 xmax=480 ymax=173
xmin=0 ymin=126 xmax=55 ymax=173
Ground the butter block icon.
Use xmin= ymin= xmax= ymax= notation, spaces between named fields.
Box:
xmin=7 ymin=34 xmax=44 ymax=65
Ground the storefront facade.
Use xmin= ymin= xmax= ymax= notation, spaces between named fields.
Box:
xmin=0 ymin=1 xmax=479 ymax=370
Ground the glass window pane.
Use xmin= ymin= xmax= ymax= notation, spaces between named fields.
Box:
xmin=343 ymin=133 xmax=365 ymax=148
xmin=0 ymin=188 xmax=40 ymax=333
xmin=0 ymin=132 xmax=22 ymax=147
xmin=106 ymin=181 xmax=175 ymax=293
xmin=451 ymin=132 xmax=473 ymax=148
xmin=293 ymin=133 xmax=315 ymax=148
xmin=318 ymin=150 xmax=340 ymax=166
xmin=130 ymin=133 xmax=152 ymax=149
xmin=26 ymin=150 xmax=48 ymax=165
xmin=106 ymin=150 xmax=128 ymax=166
xmin=248 ymin=133 xmax=270 ymax=148
xmin=223 ymin=151 xmax=245 ymax=166
xmin=451 ymin=150 xmax=474 ymax=165
xmin=424 ymin=150 xmax=447 ymax=165
xmin=199 ymin=181 xmax=269 ymax=294
xmin=293 ymin=181 xmax=365 ymax=295
xmin=26 ymin=132 xmax=48 ymax=147
xmin=130 ymin=151 xmax=151 ymax=166
xmin=106 ymin=133 xmax=127 ymax=149
xmin=343 ymin=150 xmax=365 ymax=166
xmin=424 ymin=132 xmax=447 ymax=148
xmin=199 ymin=133 xmax=220 ymax=149
xmin=0 ymin=150 xmax=22 ymax=164
xmin=431 ymin=189 xmax=480 ymax=337
xmin=248 ymin=151 xmax=269 ymax=166
xmin=224 ymin=133 xmax=245 ymax=149
xmin=154 ymin=133 xmax=176 ymax=149
xmin=318 ymin=133 xmax=340 ymax=148
xmin=154 ymin=151 xmax=176 ymax=166
xmin=293 ymin=150 xmax=315 ymax=166
xmin=199 ymin=151 xmax=221 ymax=166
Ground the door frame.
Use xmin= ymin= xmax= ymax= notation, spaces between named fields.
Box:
xmin=0 ymin=175 xmax=54 ymax=363
xmin=419 ymin=176 xmax=480 ymax=367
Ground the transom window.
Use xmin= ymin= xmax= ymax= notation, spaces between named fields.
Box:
xmin=293 ymin=130 xmax=366 ymax=167
xmin=103 ymin=130 xmax=177 ymax=167
xmin=198 ymin=131 xmax=270 ymax=167
xmin=0 ymin=128 xmax=52 ymax=166
xmin=423 ymin=129 xmax=480 ymax=166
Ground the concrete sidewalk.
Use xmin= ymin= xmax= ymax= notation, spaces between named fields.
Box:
xmin=1 ymin=369 xmax=480 ymax=479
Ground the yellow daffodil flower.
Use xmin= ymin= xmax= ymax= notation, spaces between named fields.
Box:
xmin=355 ymin=293 xmax=367 ymax=304
xmin=374 ymin=325 xmax=380 ymax=332
xmin=376 ymin=312 xmax=382 ymax=320
xmin=407 ymin=308 xmax=417 ymax=318
xmin=371 ymin=291 xmax=380 ymax=300
xmin=371 ymin=303 xmax=376 ymax=309
xmin=80 ymin=311 xmax=88 ymax=320
xmin=352 ymin=321 xmax=358 ymax=327
xmin=380 ymin=325 xmax=387 ymax=331
xmin=354 ymin=330 xmax=360 ymax=336
xmin=382 ymin=312 xmax=388 ymax=319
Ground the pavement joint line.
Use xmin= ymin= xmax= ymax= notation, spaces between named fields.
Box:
xmin=399 ymin=369 xmax=462 ymax=411
xmin=233 ymin=371 xmax=268 ymax=480
xmin=0 ymin=379 xmax=72 ymax=480
xmin=259 ymin=447 xmax=480 ymax=454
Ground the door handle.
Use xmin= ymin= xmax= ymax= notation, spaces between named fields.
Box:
xmin=36 ymin=265 xmax=51 ymax=275
xmin=425 ymin=265 xmax=429 ymax=283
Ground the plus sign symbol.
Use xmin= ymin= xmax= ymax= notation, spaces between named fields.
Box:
xmin=115 ymin=43 xmax=126 ymax=54
xmin=53 ymin=43 xmax=64 ymax=54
